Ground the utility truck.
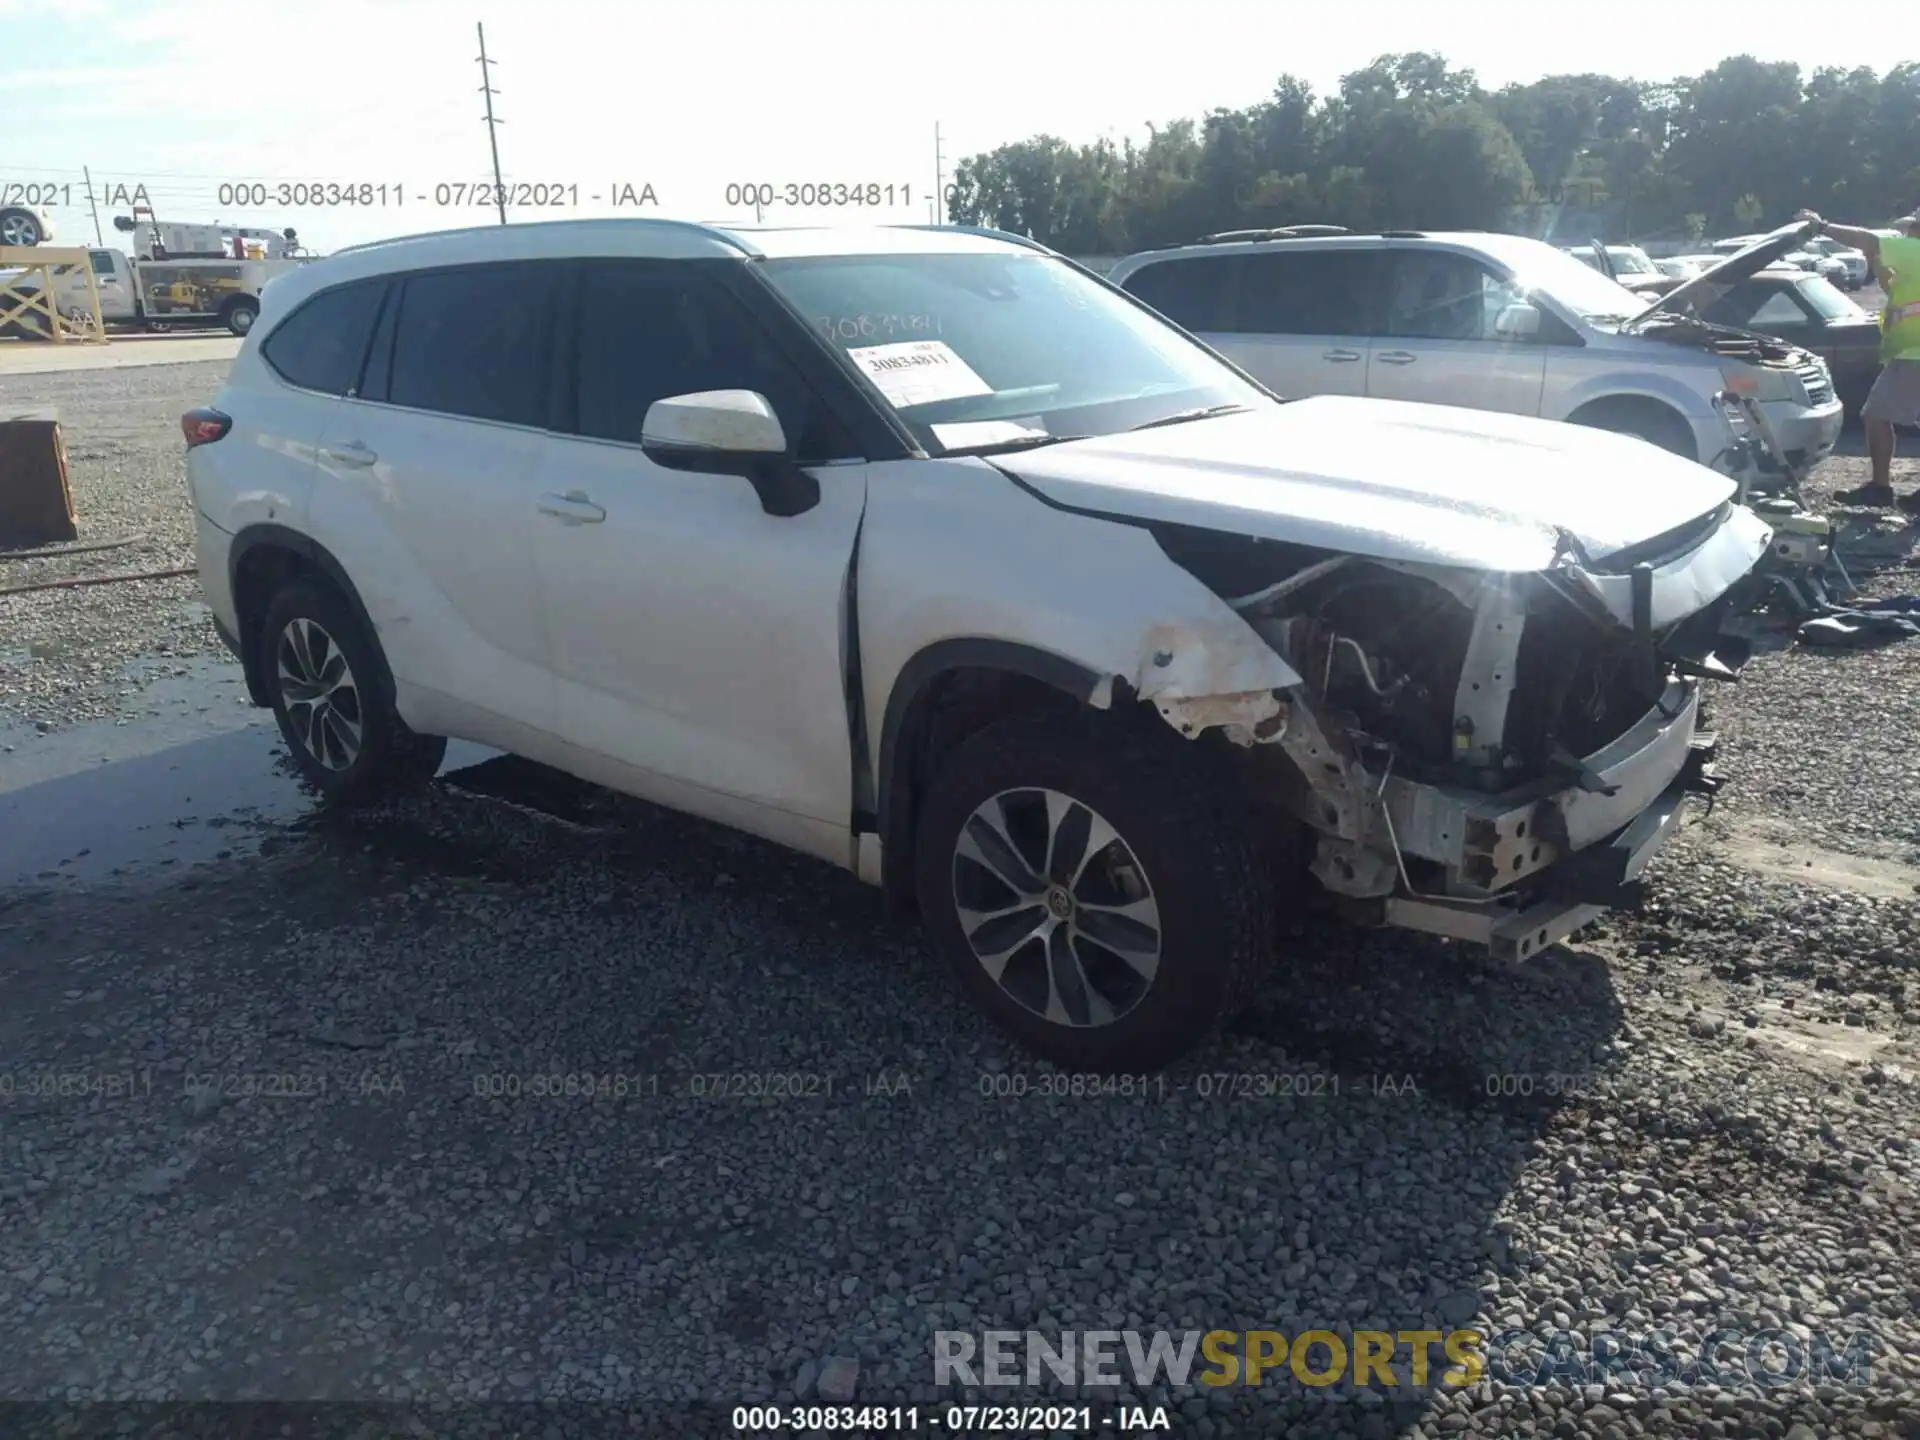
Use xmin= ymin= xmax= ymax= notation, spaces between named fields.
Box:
xmin=0 ymin=211 xmax=312 ymax=338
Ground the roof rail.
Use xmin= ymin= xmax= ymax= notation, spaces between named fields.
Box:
xmin=1195 ymin=225 xmax=1351 ymax=244
xmin=1379 ymin=229 xmax=1429 ymax=238
xmin=328 ymin=215 xmax=757 ymax=260
xmin=892 ymin=223 xmax=1056 ymax=254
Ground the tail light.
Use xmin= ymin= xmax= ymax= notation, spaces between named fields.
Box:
xmin=182 ymin=407 xmax=231 ymax=448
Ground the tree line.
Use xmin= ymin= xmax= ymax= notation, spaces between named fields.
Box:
xmin=945 ymin=53 xmax=1920 ymax=253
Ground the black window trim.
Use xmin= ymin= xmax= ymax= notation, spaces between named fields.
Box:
xmin=353 ymin=277 xmax=400 ymax=403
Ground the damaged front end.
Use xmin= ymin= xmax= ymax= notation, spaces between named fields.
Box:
xmin=1149 ymin=511 xmax=1766 ymax=959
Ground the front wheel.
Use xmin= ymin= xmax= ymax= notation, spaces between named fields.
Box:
xmin=258 ymin=577 xmax=446 ymax=802
xmin=913 ymin=711 xmax=1275 ymax=1072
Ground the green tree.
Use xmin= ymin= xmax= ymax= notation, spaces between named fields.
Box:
xmin=946 ymin=54 xmax=1920 ymax=256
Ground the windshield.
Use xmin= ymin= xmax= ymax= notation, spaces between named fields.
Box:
xmin=1796 ymin=275 xmax=1866 ymax=321
xmin=1498 ymin=245 xmax=1648 ymax=323
xmin=756 ymin=251 xmax=1269 ymax=454
xmin=1608 ymin=249 xmax=1657 ymax=275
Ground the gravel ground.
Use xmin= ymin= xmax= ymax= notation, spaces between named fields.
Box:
xmin=2 ymin=365 xmax=1917 ymax=1439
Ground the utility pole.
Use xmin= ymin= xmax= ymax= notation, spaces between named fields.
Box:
xmin=81 ymin=166 xmax=104 ymax=246
xmin=933 ymin=122 xmax=946 ymax=227
xmin=476 ymin=22 xmax=507 ymax=225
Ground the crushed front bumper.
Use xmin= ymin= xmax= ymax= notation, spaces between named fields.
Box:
xmin=1372 ymin=680 xmax=1721 ymax=960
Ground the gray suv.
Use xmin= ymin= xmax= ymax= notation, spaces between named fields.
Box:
xmin=1107 ymin=224 xmax=1845 ymax=472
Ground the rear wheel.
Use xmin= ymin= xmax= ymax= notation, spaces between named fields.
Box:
xmin=913 ymin=711 xmax=1275 ymax=1072
xmin=258 ymin=577 xmax=446 ymax=802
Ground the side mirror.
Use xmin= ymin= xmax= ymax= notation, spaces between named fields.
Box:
xmin=1494 ymin=302 xmax=1542 ymax=340
xmin=639 ymin=390 xmax=820 ymax=518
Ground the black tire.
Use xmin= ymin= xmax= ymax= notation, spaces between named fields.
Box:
xmin=913 ymin=710 xmax=1275 ymax=1072
xmin=258 ymin=576 xmax=446 ymax=802
xmin=0 ymin=206 xmax=44 ymax=247
xmin=223 ymin=296 xmax=259 ymax=336
xmin=1571 ymin=399 xmax=1697 ymax=460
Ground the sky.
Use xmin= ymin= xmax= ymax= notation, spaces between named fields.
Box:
xmin=2 ymin=0 xmax=1896 ymax=254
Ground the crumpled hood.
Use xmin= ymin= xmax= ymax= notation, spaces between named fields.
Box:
xmin=995 ymin=397 xmax=1738 ymax=573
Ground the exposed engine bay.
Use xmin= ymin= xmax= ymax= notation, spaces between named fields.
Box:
xmin=1148 ymin=522 xmax=1740 ymax=953
xmin=1629 ymin=311 xmax=1808 ymax=366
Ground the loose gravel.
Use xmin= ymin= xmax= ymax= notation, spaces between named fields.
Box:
xmin=1 ymin=364 xmax=1916 ymax=1438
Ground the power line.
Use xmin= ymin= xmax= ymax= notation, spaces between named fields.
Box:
xmin=477 ymin=21 xmax=507 ymax=226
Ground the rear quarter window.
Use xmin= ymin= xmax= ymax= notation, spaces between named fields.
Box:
xmin=259 ymin=279 xmax=387 ymax=396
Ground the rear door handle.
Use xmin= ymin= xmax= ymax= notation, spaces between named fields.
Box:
xmin=1322 ymin=348 xmax=1362 ymax=363
xmin=324 ymin=441 xmax=377 ymax=467
xmin=537 ymin=490 xmax=606 ymax=525
xmin=1375 ymin=350 xmax=1417 ymax=366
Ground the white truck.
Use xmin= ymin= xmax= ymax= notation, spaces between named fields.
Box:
xmin=1 ymin=216 xmax=310 ymax=338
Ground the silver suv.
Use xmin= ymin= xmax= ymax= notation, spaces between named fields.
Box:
xmin=1108 ymin=223 xmax=1845 ymax=473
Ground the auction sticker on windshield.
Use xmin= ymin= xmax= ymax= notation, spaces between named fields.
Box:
xmin=847 ymin=340 xmax=992 ymax=408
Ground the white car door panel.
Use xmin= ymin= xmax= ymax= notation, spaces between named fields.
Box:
xmin=1366 ymin=250 xmax=1547 ymax=416
xmin=308 ymin=261 xmax=562 ymax=746
xmin=1208 ymin=333 xmax=1369 ymax=397
xmin=312 ymin=403 xmax=556 ymax=744
xmin=532 ymin=444 xmax=867 ymax=852
xmin=531 ymin=258 xmax=868 ymax=862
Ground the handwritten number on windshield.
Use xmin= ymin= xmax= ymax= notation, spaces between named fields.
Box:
xmin=814 ymin=313 xmax=944 ymax=344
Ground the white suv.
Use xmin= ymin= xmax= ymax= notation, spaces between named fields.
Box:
xmin=188 ymin=219 xmax=1765 ymax=1070
xmin=1108 ymin=225 xmax=1845 ymax=473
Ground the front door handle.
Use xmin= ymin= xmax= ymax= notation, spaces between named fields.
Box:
xmin=1375 ymin=350 xmax=1417 ymax=366
xmin=324 ymin=441 xmax=377 ymax=467
xmin=537 ymin=490 xmax=606 ymax=525
xmin=1322 ymin=348 xmax=1362 ymax=363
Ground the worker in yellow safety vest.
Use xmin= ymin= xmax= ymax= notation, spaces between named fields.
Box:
xmin=1796 ymin=207 xmax=1920 ymax=510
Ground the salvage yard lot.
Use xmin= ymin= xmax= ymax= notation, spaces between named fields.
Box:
xmin=1 ymin=362 xmax=1917 ymax=1437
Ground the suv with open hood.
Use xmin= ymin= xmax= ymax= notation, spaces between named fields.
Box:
xmin=1109 ymin=221 xmax=1844 ymax=474
xmin=187 ymin=220 xmax=1766 ymax=1071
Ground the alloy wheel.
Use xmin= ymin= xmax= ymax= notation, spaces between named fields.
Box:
xmin=949 ymin=787 xmax=1163 ymax=1028
xmin=1 ymin=212 xmax=40 ymax=246
xmin=275 ymin=617 xmax=363 ymax=771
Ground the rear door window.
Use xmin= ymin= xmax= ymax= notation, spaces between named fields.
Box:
xmin=387 ymin=263 xmax=557 ymax=426
xmin=259 ymin=279 xmax=387 ymax=396
xmin=1223 ymin=249 xmax=1375 ymax=336
xmin=1120 ymin=258 xmax=1235 ymax=332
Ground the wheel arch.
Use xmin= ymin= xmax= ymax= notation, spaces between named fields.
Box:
xmin=1565 ymin=392 xmax=1701 ymax=462
xmin=875 ymin=638 xmax=1106 ymax=912
xmin=229 ymin=524 xmax=388 ymax=708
